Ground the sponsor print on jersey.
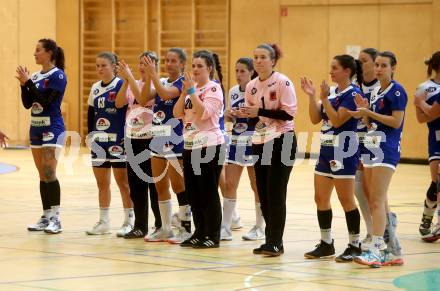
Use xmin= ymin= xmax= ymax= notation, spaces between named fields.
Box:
xmin=321 ymin=120 xmax=333 ymax=132
xmin=105 ymin=108 xmax=117 ymax=114
xmin=93 ymin=133 xmax=117 ymax=143
xmin=31 ymin=102 xmax=44 ymax=114
xmin=128 ymin=117 xmax=145 ymax=129
xmin=96 ymin=118 xmax=111 ymax=131
xmin=108 ymin=145 xmax=124 ymax=156
xmin=31 ymin=116 xmax=51 ymax=127
xmin=368 ymin=122 xmax=378 ymax=132
xmin=108 ymin=91 xmax=117 ymax=102
xmin=184 ymin=122 xmax=197 ymax=132
xmin=153 ymin=111 xmax=166 ymax=123
xmin=330 ymin=160 xmax=343 ymax=172
xmin=234 ymin=122 xmax=248 ymax=133
xmin=42 ymin=132 xmax=55 ymax=142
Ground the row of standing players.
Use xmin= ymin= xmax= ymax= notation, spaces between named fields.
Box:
xmin=15 ymin=38 xmax=440 ymax=268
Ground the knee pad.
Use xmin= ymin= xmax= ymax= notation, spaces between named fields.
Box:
xmin=427 ymin=181 xmax=438 ymax=202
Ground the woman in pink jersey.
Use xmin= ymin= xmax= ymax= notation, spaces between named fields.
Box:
xmin=114 ymin=51 xmax=161 ymax=238
xmin=174 ymin=50 xmax=225 ymax=248
xmin=233 ymin=43 xmax=297 ymax=256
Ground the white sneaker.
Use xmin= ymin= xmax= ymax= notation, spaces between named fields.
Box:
xmin=361 ymin=234 xmax=372 ymax=251
xmin=44 ymin=217 xmax=63 ymax=234
xmin=242 ymin=225 xmax=265 ymax=241
xmin=27 ymin=216 xmax=50 ymax=231
xmin=116 ymin=223 xmax=133 ymax=237
xmin=231 ymin=216 xmax=243 ymax=230
xmin=168 ymin=227 xmax=192 ymax=244
xmin=220 ymin=226 xmax=233 ymax=241
xmin=171 ymin=212 xmax=181 ymax=228
xmin=144 ymin=228 xmax=174 ymax=242
xmin=86 ymin=220 xmax=111 ymax=235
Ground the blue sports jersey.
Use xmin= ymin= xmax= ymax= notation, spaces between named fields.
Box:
xmin=150 ymin=76 xmax=184 ymax=157
xmin=226 ymin=84 xmax=255 ymax=165
xmin=417 ymin=79 xmax=440 ymax=160
xmin=29 ymin=67 xmax=67 ymax=147
xmin=88 ymin=77 xmax=126 ymax=161
xmin=363 ymin=80 xmax=407 ymax=168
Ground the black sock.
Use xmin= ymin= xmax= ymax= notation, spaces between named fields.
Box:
xmin=181 ymin=220 xmax=191 ymax=233
xmin=345 ymin=208 xmax=361 ymax=235
xmin=39 ymin=181 xmax=50 ymax=211
xmin=317 ymin=209 xmax=332 ymax=229
xmin=46 ymin=180 xmax=61 ymax=207
xmin=176 ymin=191 xmax=189 ymax=206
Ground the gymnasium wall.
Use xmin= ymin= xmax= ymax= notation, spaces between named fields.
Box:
xmin=1 ymin=0 xmax=439 ymax=160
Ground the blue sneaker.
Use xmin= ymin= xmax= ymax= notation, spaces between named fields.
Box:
xmin=354 ymin=250 xmax=382 ymax=268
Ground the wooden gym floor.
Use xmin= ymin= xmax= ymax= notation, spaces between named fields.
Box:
xmin=0 ymin=148 xmax=439 ymax=291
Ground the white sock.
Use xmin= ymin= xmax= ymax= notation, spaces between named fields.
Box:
xmin=320 ymin=228 xmax=332 ymax=244
xmin=372 ymin=235 xmax=386 ymax=251
xmin=232 ymin=203 xmax=239 ymax=221
xmin=222 ymin=198 xmax=236 ymax=230
xmin=255 ymin=202 xmax=264 ymax=228
xmin=51 ymin=205 xmax=60 ymax=220
xmin=178 ymin=205 xmax=191 ymax=221
xmin=99 ymin=207 xmax=110 ymax=222
xmin=159 ymin=199 xmax=172 ymax=232
xmin=349 ymin=233 xmax=360 ymax=248
xmin=44 ymin=209 xmax=52 ymax=219
xmin=124 ymin=208 xmax=134 ymax=225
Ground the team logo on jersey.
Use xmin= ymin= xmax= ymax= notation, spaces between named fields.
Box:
xmin=231 ymin=93 xmax=239 ymax=100
xmin=269 ymin=91 xmax=277 ymax=101
xmin=96 ymin=118 xmax=111 ymax=130
xmin=31 ymin=102 xmax=44 ymax=114
xmin=286 ymin=81 xmax=290 ymax=86
xmin=105 ymin=108 xmax=117 ymax=114
xmin=395 ymin=91 xmax=401 ymax=97
xmin=329 ymin=160 xmax=343 ymax=172
xmin=59 ymin=74 xmax=64 ymax=79
xmin=42 ymin=131 xmax=55 ymax=141
xmin=184 ymin=122 xmax=196 ymax=131
xmin=128 ymin=117 xmax=144 ymax=129
xmin=234 ymin=122 xmax=248 ymax=133
xmin=368 ymin=122 xmax=378 ymax=132
xmin=211 ymin=87 xmax=217 ymax=92
xmin=108 ymin=145 xmax=124 ymax=157
xmin=108 ymin=91 xmax=117 ymax=102
xmin=251 ymin=88 xmax=257 ymax=95
xmin=427 ymin=87 xmax=437 ymax=93
xmin=32 ymin=75 xmax=38 ymax=81
xmin=352 ymin=91 xmax=357 ymax=96
xmin=153 ymin=111 xmax=166 ymax=123
xmin=93 ymin=88 xmax=100 ymax=95
xmin=43 ymin=79 xmax=49 ymax=88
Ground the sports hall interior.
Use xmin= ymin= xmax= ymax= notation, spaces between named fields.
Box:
xmin=0 ymin=0 xmax=439 ymax=290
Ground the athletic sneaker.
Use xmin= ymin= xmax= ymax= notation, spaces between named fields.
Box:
xmin=381 ymin=250 xmax=404 ymax=266
xmin=361 ymin=234 xmax=372 ymax=251
xmin=86 ymin=220 xmax=111 ymax=235
xmin=180 ymin=236 xmax=200 ymax=248
xmin=27 ymin=216 xmax=50 ymax=231
xmin=422 ymin=223 xmax=440 ymax=243
xmin=261 ymin=244 xmax=284 ymax=257
xmin=116 ymin=223 xmax=133 ymax=237
xmin=220 ymin=226 xmax=232 ymax=241
xmin=44 ymin=217 xmax=63 ymax=234
xmin=354 ymin=250 xmax=383 ymax=268
xmin=242 ymin=225 xmax=265 ymax=241
xmin=304 ymin=240 xmax=335 ymax=259
xmin=144 ymin=228 xmax=173 ymax=242
xmin=168 ymin=227 xmax=192 ymax=244
xmin=419 ymin=214 xmax=433 ymax=237
xmin=253 ymin=244 xmax=268 ymax=255
xmin=124 ymin=228 xmax=145 ymax=239
xmin=171 ymin=212 xmax=180 ymax=228
xmin=231 ymin=216 xmax=243 ymax=230
xmin=192 ymin=237 xmax=219 ymax=249
xmin=335 ymin=244 xmax=362 ymax=262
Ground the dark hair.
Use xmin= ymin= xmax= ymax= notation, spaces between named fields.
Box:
xmin=425 ymin=51 xmax=440 ymax=77
xmin=334 ymin=54 xmax=362 ymax=83
xmin=256 ymin=43 xmax=283 ymax=66
xmin=193 ymin=50 xmax=224 ymax=94
xmin=378 ymin=51 xmax=397 ymax=67
xmin=361 ymin=48 xmax=379 ymax=61
xmin=140 ymin=51 xmax=158 ymax=65
xmin=168 ymin=48 xmax=187 ymax=63
xmin=236 ymin=57 xmax=258 ymax=79
xmin=97 ymin=51 xmax=118 ymax=74
xmin=39 ymin=38 xmax=65 ymax=70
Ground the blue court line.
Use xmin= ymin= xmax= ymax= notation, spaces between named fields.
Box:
xmin=0 ymin=162 xmax=18 ymax=175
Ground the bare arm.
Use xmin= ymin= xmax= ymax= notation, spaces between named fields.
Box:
xmin=300 ymin=77 xmax=322 ymax=124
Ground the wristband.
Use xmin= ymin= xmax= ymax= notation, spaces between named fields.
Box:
xmin=187 ymin=87 xmax=196 ymax=95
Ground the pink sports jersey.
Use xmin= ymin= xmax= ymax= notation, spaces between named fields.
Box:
xmin=245 ymin=71 xmax=297 ymax=144
xmin=125 ymin=80 xmax=155 ymax=139
xmin=183 ymin=80 xmax=225 ymax=149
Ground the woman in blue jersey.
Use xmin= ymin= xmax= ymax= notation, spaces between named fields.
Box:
xmin=414 ymin=51 xmax=440 ymax=242
xmin=85 ymin=52 xmax=134 ymax=237
xmin=140 ymin=48 xmax=192 ymax=244
xmin=302 ymin=55 xmax=363 ymax=262
xmin=220 ymin=57 xmax=264 ymax=241
xmin=16 ymin=39 xmax=67 ymax=234
xmin=349 ymin=51 xmax=406 ymax=268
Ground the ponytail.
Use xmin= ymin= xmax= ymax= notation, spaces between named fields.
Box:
xmin=212 ymin=53 xmax=224 ymax=95
xmin=97 ymin=51 xmax=118 ymax=75
xmin=355 ymin=59 xmax=363 ymax=86
xmin=256 ymin=43 xmax=283 ymax=66
xmin=39 ymin=38 xmax=65 ymax=70
xmin=425 ymin=51 xmax=440 ymax=78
